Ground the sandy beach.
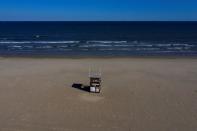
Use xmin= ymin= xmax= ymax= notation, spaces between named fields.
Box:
xmin=0 ymin=57 xmax=197 ymax=131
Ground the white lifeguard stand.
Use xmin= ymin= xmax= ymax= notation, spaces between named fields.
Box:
xmin=89 ymin=68 xmax=102 ymax=93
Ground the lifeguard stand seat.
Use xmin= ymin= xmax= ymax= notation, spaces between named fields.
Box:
xmin=89 ymin=69 xmax=101 ymax=93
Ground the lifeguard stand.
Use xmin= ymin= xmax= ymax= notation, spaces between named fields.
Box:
xmin=89 ymin=68 xmax=102 ymax=93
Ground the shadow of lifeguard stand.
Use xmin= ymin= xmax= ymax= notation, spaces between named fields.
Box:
xmin=89 ymin=68 xmax=102 ymax=93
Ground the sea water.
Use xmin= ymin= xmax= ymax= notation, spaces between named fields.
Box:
xmin=0 ymin=21 xmax=197 ymax=57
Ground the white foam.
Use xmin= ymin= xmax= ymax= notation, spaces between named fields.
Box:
xmin=136 ymin=48 xmax=160 ymax=51
xmin=87 ymin=41 xmax=127 ymax=44
xmin=137 ymin=44 xmax=153 ymax=47
xmin=0 ymin=41 xmax=80 ymax=44
xmin=155 ymin=51 xmax=177 ymax=53
xmin=113 ymin=44 xmax=134 ymax=47
xmin=79 ymin=44 xmax=112 ymax=48
xmin=8 ymin=45 xmax=22 ymax=48
xmin=58 ymin=45 xmax=69 ymax=48
xmin=56 ymin=48 xmax=73 ymax=51
xmin=0 ymin=41 xmax=31 ymax=44
xmin=167 ymin=47 xmax=183 ymax=50
xmin=36 ymin=41 xmax=80 ymax=44
xmin=156 ymin=44 xmax=171 ymax=47
xmin=172 ymin=44 xmax=194 ymax=47
xmin=98 ymin=48 xmax=132 ymax=51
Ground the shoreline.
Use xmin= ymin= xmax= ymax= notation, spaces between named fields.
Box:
xmin=1 ymin=55 xmax=197 ymax=59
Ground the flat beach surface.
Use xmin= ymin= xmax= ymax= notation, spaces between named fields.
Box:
xmin=0 ymin=57 xmax=197 ymax=131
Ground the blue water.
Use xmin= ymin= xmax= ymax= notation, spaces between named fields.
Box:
xmin=0 ymin=21 xmax=197 ymax=57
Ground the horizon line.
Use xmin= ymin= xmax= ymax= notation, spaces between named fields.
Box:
xmin=0 ymin=20 xmax=197 ymax=22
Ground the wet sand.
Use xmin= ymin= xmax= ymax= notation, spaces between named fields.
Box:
xmin=0 ymin=57 xmax=197 ymax=131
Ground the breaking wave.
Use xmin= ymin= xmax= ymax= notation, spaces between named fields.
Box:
xmin=0 ymin=40 xmax=196 ymax=56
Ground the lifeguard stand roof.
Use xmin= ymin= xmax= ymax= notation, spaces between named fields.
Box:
xmin=89 ymin=69 xmax=101 ymax=78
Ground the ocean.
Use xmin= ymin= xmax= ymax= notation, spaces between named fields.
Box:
xmin=0 ymin=21 xmax=197 ymax=57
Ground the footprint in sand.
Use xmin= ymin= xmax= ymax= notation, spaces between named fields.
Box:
xmin=80 ymin=94 xmax=104 ymax=102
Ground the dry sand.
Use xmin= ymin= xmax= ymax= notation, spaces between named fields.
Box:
xmin=0 ymin=57 xmax=197 ymax=131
